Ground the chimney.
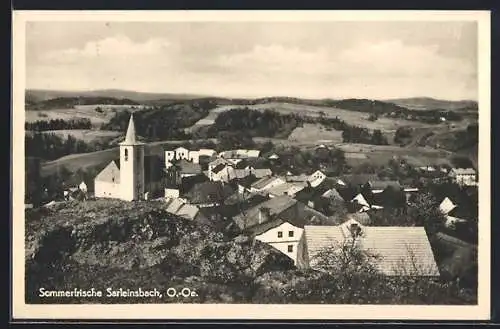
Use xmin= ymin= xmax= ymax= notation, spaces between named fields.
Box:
xmin=258 ymin=207 xmax=271 ymax=224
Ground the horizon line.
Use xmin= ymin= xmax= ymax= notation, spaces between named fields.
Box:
xmin=25 ymin=88 xmax=479 ymax=103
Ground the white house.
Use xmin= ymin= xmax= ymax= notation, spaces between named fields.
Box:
xmin=165 ymin=147 xmax=215 ymax=168
xmin=439 ymin=197 xmax=457 ymax=215
xmin=448 ymin=168 xmax=477 ymax=186
xmin=308 ymin=170 xmax=327 ymax=188
xmin=79 ymin=181 xmax=88 ymax=193
xmin=255 ymin=221 xmax=304 ymax=265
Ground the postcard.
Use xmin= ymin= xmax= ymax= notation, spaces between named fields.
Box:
xmin=12 ymin=10 xmax=491 ymax=321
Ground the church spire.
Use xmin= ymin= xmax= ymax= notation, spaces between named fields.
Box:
xmin=123 ymin=113 xmax=137 ymax=144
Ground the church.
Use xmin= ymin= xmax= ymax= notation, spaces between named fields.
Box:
xmin=94 ymin=114 xmax=165 ymax=201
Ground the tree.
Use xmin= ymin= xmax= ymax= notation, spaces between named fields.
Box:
xmin=371 ymin=129 xmax=388 ymax=145
xmin=407 ymin=192 xmax=446 ymax=236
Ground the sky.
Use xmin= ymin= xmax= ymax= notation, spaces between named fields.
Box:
xmin=25 ymin=21 xmax=478 ymax=100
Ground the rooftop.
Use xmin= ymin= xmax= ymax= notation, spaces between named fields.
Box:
xmin=304 ymin=225 xmax=440 ymax=276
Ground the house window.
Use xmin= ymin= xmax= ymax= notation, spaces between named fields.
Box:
xmin=288 ymin=231 xmax=294 ymax=237
xmin=287 ymin=245 xmax=293 ymax=253
xmin=277 ymin=231 xmax=283 ymax=238
xmin=124 ymin=149 xmax=128 ymax=161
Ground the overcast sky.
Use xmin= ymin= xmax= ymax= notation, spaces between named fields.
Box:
xmin=25 ymin=21 xmax=478 ymax=100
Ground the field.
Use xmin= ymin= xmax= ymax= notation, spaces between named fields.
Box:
xmin=27 ymin=130 xmax=122 ymax=143
xmin=334 ymin=143 xmax=454 ymax=167
xmin=287 ymin=123 xmax=343 ymax=143
xmin=40 ymin=138 xmax=219 ymax=177
xmin=190 ymin=102 xmax=437 ymax=132
xmin=25 ymin=104 xmax=146 ymax=126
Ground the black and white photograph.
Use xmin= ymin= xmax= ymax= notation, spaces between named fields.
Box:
xmin=12 ymin=10 xmax=491 ymax=320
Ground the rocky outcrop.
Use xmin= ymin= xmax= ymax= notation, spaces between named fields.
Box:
xmin=25 ymin=199 xmax=294 ymax=303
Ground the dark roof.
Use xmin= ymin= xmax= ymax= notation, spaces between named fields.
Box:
xmin=234 ymin=174 xmax=259 ymax=188
xmin=185 ymin=181 xmax=236 ymax=204
xmin=178 ymin=159 xmax=202 ymax=175
xmin=233 ymin=195 xmax=298 ymax=230
xmin=212 ymin=163 xmax=227 ymax=174
xmin=339 ymin=174 xmax=378 ymax=186
xmin=368 ymin=180 xmax=402 ymax=191
xmin=233 ymin=195 xmax=329 ymax=231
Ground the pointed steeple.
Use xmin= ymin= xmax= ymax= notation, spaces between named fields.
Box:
xmin=123 ymin=113 xmax=137 ymax=144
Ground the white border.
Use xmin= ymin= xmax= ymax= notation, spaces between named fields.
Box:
xmin=11 ymin=10 xmax=491 ymax=320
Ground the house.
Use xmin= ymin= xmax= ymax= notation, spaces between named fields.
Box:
xmin=336 ymin=174 xmax=378 ymax=188
xmin=232 ymin=195 xmax=329 ymax=233
xmin=322 ymin=188 xmax=344 ymax=201
xmin=177 ymin=159 xmax=202 ymax=178
xmin=351 ymin=193 xmax=371 ymax=212
xmin=94 ymin=114 xmax=165 ymax=201
xmin=79 ymin=181 xmax=88 ymax=193
xmin=430 ymin=232 xmax=477 ymax=285
xmin=439 ymin=197 xmax=457 ymax=215
xmin=254 ymin=221 xmax=304 ymax=265
xmin=210 ymin=163 xmax=236 ymax=182
xmin=249 ymin=176 xmax=286 ymax=193
xmin=165 ymin=147 xmax=215 ymax=167
xmin=219 ymin=149 xmax=261 ymax=159
xmin=184 ymin=181 xmax=236 ymax=208
xmin=266 ymin=182 xmax=308 ymax=198
xmin=207 ymin=158 xmax=232 ymax=181
xmin=298 ymin=220 xmax=440 ymax=277
xmin=308 ymin=170 xmax=327 ymax=188
xmin=448 ymin=168 xmax=477 ymax=186
xmin=366 ymin=180 xmax=402 ymax=194
xmin=164 ymin=198 xmax=205 ymax=222
xmin=268 ymin=153 xmax=280 ymax=160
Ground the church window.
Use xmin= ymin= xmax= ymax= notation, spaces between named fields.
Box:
xmin=124 ymin=149 xmax=128 ymax=161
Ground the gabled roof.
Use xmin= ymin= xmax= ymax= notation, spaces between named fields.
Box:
xmin=185 ymin=181 xmax=235 ymax=204
xmin=95 ymin=161 xmax=120 ymax=183
xmin=338 ymin=174 xmax=378 ymax=186
xmin=322 ymin=188 xmax=344 ymax=200
xmin=251 ymin=176 xmax=283 ymax=190
xmin=164 ymin=198 xmax=200 ymax=221
xmin=439 ymin=197 xmax=457 ymax=215
xmin=352 ymin=193 xmax=370 ymax=208
xmin=267 ymin=182 xmax=307 ymax=197
xmin=303 ymin=225 xmax=440 ymax=276
xmin=233 ymin=195 xmax=298 ymax=230
xmin=178 ymin=159 xmax=202 ymax=175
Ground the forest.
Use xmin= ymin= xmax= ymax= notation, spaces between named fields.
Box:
xmin=102 ymin=101 xmax=215 ymax=141
xmin=25 ymin=118 xmax=92 ymax=131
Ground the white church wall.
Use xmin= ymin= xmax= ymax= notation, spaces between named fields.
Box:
xmin=95 ymin=181 xmax=121 ymax=199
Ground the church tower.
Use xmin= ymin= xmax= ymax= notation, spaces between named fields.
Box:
xmin=119 ymin=114 xmax=145 ymax=201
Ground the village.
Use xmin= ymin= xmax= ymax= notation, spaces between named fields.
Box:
xmin=32 ymin=113 xmax=479 ymax=284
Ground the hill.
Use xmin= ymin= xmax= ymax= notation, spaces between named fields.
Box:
xmin=386 ymin=97 xmax=478 ymax=111
xmin=26 ymin=89 xmax=209 ymax=103
xmin=26 ymin=96 xmax=140 ymax=111
xmin=25 ymin=199 xmax=295 ymax=304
